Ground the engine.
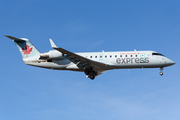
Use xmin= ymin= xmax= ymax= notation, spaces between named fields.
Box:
xmin=40 ymin=50 xmax=63 ymax=59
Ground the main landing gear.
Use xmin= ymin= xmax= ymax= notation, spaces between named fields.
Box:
xmin=160 ymin=67 xmax=163 ymax=76
xmin=84 ymin=68 xmax=97 ymax=80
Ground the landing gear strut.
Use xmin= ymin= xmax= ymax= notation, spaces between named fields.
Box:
xmin=160 ymin=67 xmax=163 ymax=76
xmin=84 ymin=68 xmax=97 ymax=80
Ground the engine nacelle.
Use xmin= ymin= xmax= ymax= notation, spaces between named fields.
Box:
xmin=40 ymin=50 xmax=63 ymax=59
xmin=49 ymin=50 xmax=63 ymax=59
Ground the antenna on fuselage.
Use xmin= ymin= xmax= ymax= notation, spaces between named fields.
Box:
xmin=134 ymin=49 xmax=136 ymax=51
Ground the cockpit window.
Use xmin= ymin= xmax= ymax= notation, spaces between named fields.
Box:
xmin=152 ymin=53 xmax=164 ymax=56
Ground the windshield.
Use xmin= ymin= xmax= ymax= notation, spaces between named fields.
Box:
xmin=152 ymin=53 xmax=164 ymax=56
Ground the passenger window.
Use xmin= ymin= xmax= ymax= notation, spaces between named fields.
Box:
xmin=105 ymin=55 xmax=107 ymax=58
xmin=115 ymin=55 xmax=117 ymax=58
xmin=95 ymin=56 xmax=97 ymax=58
xmin=136 ymin=55 xmax=137 ymax=57
xmin=131 ymin=55 xmax=133 ymax=57
xmin=90 ymin=56 xmax=92 ymax=58
xmin=125 ymin=55 xmax=127 ymax=57
xmin=110 ymin=55 xmax=112 ymax=58
xmin=120 ymin=55 xmax=122 ymax=57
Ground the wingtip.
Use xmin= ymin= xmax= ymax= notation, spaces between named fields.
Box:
xmin=49 ymin=38 xmax=57 ymax=48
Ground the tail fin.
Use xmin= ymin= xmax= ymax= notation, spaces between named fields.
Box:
xmin=5 ymin=35 xmax=40 ymax=60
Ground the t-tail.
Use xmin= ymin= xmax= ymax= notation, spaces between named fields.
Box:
xmin=5 ymin=35 xmax=40 ymax=61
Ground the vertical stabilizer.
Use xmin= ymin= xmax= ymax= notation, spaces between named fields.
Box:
xmin=5 ymin=35 xmax=40 ymax=60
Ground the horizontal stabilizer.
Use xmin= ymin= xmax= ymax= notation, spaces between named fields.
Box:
xmin=4 ymin=35 xmax=18 ymax=40
xmin=4 ymin=35 xmax=27 ymax=41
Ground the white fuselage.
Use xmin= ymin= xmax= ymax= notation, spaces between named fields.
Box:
xmin=5 ymin=35 xmax=175 ymax=79
xmin=25 ymin=50 xmax=175 ymax=71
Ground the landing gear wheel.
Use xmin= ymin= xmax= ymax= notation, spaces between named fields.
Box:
xmin=159 ymin=67 xmax=164 ymax=76
xmin=84 ymin=70 xmax=90 ymax=75
xmin=89 ymin=74 xmax=95 ymax=80
xmin=160 ymin=72 xmax=163 ymax=76
xmin=84 ymin=68 xmax=97 ymax=80
xmin=84 ymin=67 xmax=93 ymax=75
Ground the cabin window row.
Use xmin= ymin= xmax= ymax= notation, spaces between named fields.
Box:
xmin=89 ymin=55 xmax=138 ymax=58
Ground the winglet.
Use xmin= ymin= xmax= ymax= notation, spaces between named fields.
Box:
xmin=49 ymin=39 xmax=57 ymax=48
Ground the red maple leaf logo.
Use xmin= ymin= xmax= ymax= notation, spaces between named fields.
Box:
xmin=22 ymin=45 xmax=33 ymax=54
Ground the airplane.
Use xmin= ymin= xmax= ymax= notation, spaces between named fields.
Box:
xmin=5 ymin=35 xmax=175 ymax=80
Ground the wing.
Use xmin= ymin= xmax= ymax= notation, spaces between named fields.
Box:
xmin=49 ymin=39 xmax=109 ymax=71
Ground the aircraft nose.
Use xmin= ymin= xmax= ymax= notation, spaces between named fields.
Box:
xmin=169 ymin=59 xmax=175 ymax=65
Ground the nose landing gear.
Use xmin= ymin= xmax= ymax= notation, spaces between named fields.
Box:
xmin=159 ymin=67 xmax=163 ymax=76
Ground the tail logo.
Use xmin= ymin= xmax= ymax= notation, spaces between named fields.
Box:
xmin=22 ymin=45 xmax=33 ymax=55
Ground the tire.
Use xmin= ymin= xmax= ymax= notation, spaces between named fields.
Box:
xmin=84 ymin=70 xmax=90 ymax=75
xmin=160 ymin=72 xmax=163 ymax=76
xmin=89 ymin=74 xmax=95 ymax=80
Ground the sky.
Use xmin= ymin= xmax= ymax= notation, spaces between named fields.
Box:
xmin=0 ymin=0 xmax=180 ymax=120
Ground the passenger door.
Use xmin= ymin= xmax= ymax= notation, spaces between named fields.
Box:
xmin=99 ymin=53 xmax=103 ymax=61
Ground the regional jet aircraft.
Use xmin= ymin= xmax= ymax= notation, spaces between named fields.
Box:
xmin=5 ymin=35 xmax=175 ymax=80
